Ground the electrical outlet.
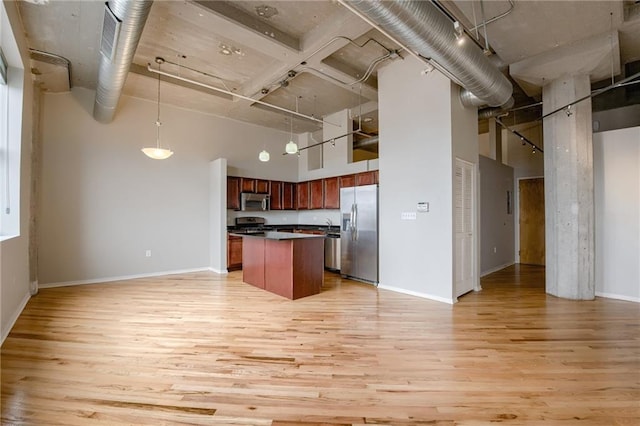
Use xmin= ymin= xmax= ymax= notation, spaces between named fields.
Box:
xmin=145 ymin=250 xmax=151 ymax=257
xmin=493 ymin=247 xmax=497 ymax=254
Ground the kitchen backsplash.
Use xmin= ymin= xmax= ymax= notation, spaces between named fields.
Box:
xmin=227 ymin=210 xmax=341 ymax=226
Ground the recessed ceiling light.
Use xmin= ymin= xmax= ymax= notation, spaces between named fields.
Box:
xmin=255 ymin=5 xmax=278 ymax=19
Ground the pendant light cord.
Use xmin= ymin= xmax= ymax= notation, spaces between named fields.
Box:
xmin=156 ymin=61 xmax=161 ymax=149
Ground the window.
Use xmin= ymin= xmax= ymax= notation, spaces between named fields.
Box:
xmin=0 ymin=4 xmax=24 ymax=240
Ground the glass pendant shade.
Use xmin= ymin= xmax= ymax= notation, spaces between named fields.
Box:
xmin=285 ymin=140 xmax=298 ymax=154
xmin=258 ymin=149 xmax=270 ymax=162
xmin=142 ymin=147 xmax=174 ymax=160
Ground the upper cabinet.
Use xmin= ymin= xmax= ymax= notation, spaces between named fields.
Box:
xmin=240 ymin=178 xmax=269 ymax=194
xmin=309 ymin=179 xmax=324 ymax=210
xmin=227 ymin=170 xmax=377 ymax=211
xmin=256 ymin=179 xmax=270 ymax=194
xmin=323 ymin=177 xmax=340 ymax=209
xmin=297 ymin=182 xmax=310 ymax=210
xmin=356 ymin=171 xmax=378 ymax=186
xmin=283 ymin=182 xmax=296 ymax=210
xmin=270 ymin=181 xmax=283 ymax=210
xmin=340 ymin=174 xmax=355 ymax=188
xmin=241 ymin=178 xmax=255 ymax=193
xmin=227 ymin=176 xmax=241 ymax=210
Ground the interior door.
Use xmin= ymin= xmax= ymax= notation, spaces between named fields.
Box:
xmin=519 ymin=178 xmax=545 ymax=265
xmin=454 ymin=159 xmax=475 ymax=298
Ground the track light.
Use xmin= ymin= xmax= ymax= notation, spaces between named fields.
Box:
xmin=566 ymin=105 xmax=573 ymax=116
xmin=532 ymin=147 xmax=536 ymax=154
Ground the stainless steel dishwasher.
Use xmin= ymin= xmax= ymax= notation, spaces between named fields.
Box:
xmin=324 ymin=233 xmax=341 ymax=271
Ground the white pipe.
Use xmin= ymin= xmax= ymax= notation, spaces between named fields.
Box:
xmin=146 ymin=64 xmax=340 ymax=127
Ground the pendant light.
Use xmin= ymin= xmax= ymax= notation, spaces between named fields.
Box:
xmin=142 ymin=57 xmax=174 ymax=160
xmin=285 ymin=97 xmax=299 ymax=154
xmin=258 ymin=149 xmax=270 ymax=162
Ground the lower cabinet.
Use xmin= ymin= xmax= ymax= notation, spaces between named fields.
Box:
xmin=227 ymin=234 xmax=243 ymax=271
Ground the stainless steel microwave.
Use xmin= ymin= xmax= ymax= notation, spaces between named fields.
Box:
xmin=241 ymin=193 xmax=270 ymax=211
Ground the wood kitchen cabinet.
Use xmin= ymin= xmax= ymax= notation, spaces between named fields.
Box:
xmin=356 ymin=171 xmax=378 ymax=186
xmin=297 ymin=181 xmax=310 ymax=210
xmin=241 ymin=178 xmax=256 ymax=193
xmin=340 ymin=174 xmax=355 ymax=188
xmin=240 ymin=178 xmax=269 ymax=193
xmin=309 ymin=179 xmax=324 ymax=209
xmin=227 ymin=176 xmax=241 ymax=210
xmin=270 ymin=181 xmax=283 ymax=210
xmin=227 ymin=234 xmax=243 ymax=271
xmin=283 ymin=182 xmax=296 ymax=210
xmin=256 ymin=179 xmax=270 ymax=194
xmin=323 ymin=177 xmax=340 ymax=209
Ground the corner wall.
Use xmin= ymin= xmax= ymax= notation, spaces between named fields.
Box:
xmin=377 ymin=57 xmax=454 ymax=303
xmin=479 ymin=155 xmax=515 ymax=275
xmin=593 ymin=126 xmax=640 ymax=302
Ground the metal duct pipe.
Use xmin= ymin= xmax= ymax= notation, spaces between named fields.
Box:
xmin=477 ymin=97 xmax=514 ymax=120
xmin=344 ymin=0 xmax=512 ymax=107
xmin=93 ymin=0 xmax=153 ymax=123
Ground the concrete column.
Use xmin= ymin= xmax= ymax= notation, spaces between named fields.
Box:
xmin=543 ymin=74 xmax=594 ymax=300
xmin=488 ymin=118 xmax=503 ymax=163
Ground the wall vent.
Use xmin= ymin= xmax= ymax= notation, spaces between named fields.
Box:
xmin=100 ymin=3 xmax=122 ymax=63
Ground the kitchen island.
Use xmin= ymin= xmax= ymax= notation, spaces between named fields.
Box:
xmin=231 ymin=231 xmax=325 ymax=300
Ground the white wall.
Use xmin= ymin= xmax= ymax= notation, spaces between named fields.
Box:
xmin=479 ymin=155 xmax=515 ymax=275
xmin=209 ymin=158 xmax=227 ymax=273
xmin=1 ymin=1 xmax=33 ymax=343
xmin=593 ymin=127 xmax=640 ymax=302
xmin=377 ymin=57 xmax=456 ymax=304
xmin=38 ymin=88 xmax=297 ymax=285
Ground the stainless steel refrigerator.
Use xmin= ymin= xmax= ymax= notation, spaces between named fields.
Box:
xmin=340 ymin=184 xmax=378 ymax=284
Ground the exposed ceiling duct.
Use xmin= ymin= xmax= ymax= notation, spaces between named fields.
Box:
xmin=477 ymin=96 xmax=515 ymax=120
xmin=93 ymin=0 xmax=153 ymax=123
xmin=343 ymin=0 xmax=513 ymax=108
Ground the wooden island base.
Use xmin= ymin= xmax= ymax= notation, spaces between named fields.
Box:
xmin=240 ymin=232 xmax=324 ymax=299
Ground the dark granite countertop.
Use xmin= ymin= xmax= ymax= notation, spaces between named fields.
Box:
xmin=229 ymin=231 xmax=326 ymax=240
xmin=227 ymin=224 xmax=340 ymax=234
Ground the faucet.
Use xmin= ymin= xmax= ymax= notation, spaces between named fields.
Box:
xmin=325 ymin=218 xmax=332 ymax=227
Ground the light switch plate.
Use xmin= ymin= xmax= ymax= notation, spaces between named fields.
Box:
xmin=401 ymin=212 xmax=417 ymax=220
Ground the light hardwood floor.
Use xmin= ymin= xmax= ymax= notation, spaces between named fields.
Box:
xmin=2 ymin=265 xmax=639 ymax=425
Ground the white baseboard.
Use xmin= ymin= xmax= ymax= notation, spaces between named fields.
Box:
xmin=480 ymin=262 xmax=515 ymax=277
xmin=1 ymin=292 xmax=31 ymax=346
xmin=377 ymin=284 xmax=456 ymax=304
xmin=595 ymin=291 xmax=640 ymax=303
xmin=39 ymin=267 xmax=213 ymax=289
xmin=209 ymin=267 xmax=228 ymax=274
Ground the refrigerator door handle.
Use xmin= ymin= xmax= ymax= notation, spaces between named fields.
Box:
xmin=352 ymin=203 xmax=358 ymax=241
xmin=350 ymin=204 xmax=355 ymax=241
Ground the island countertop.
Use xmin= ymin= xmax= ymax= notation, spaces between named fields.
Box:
xmin=230 ymin=231 xmax=326 ymax=240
